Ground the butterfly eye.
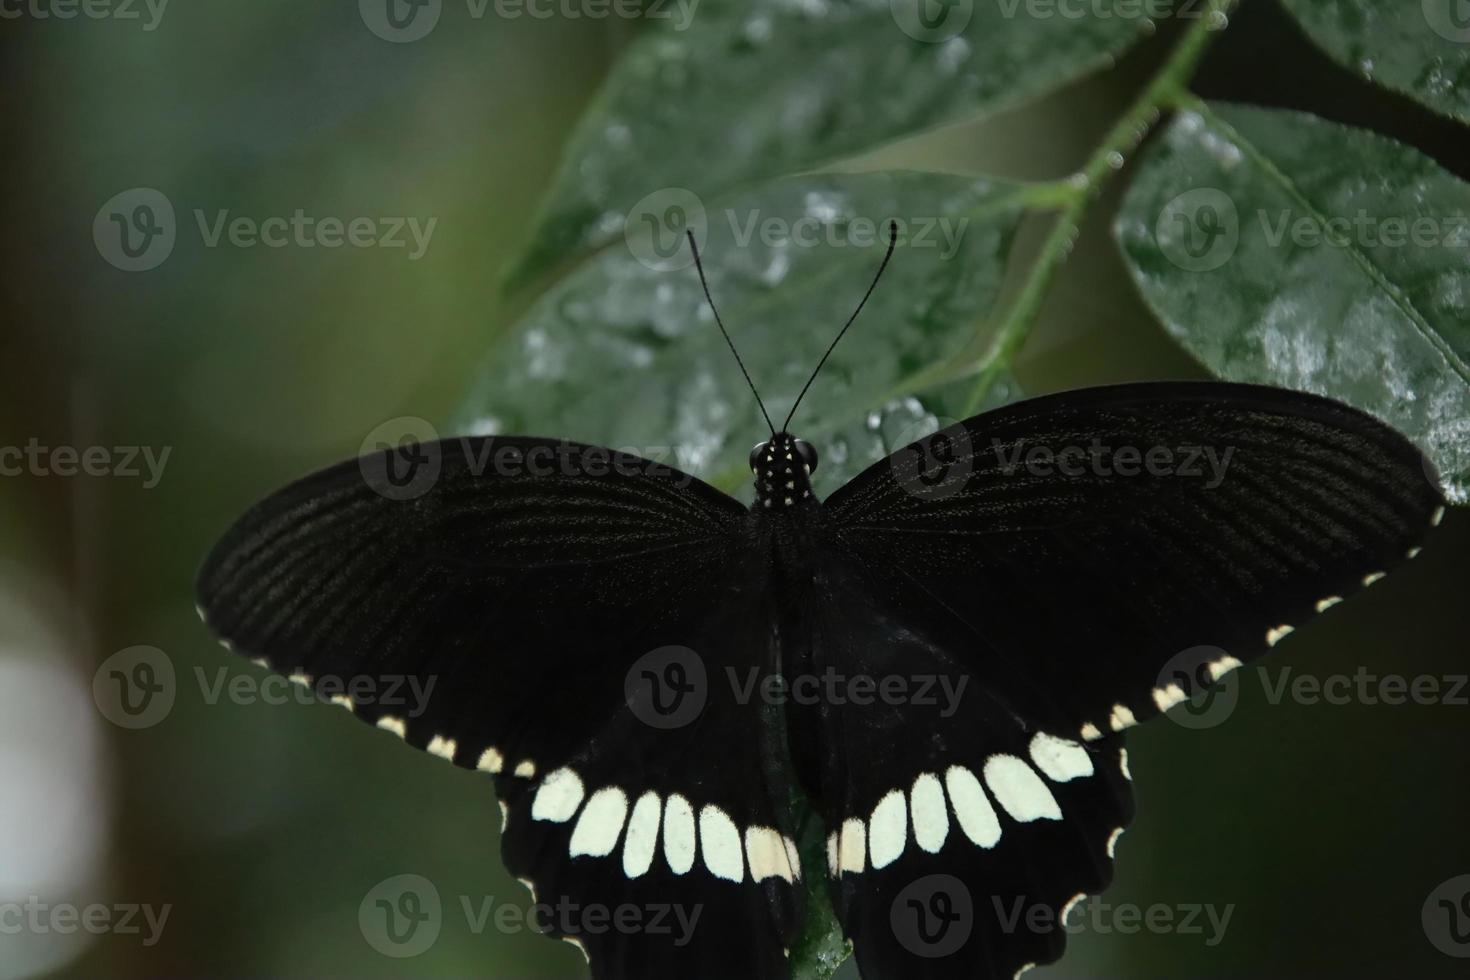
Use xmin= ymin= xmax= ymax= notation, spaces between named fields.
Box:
xmin=749 ymin=442 xmax=770 ymax=472
xmin=794 ymin=439 xmax=818 ymax=473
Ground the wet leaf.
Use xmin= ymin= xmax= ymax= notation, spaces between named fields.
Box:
xmin=458 ymin=171 xmax=1031 ymax=498
xmin=1115 ymin=101 xmax=1470 ymax=502
xmin=1279 ymin=0 xmax=1470 ymax=125
xmin=507 ymin=0 xmax=1147 ymax=285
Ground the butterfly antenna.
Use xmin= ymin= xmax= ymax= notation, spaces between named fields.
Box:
xmin=782 ymin=220 xmax=898 ymax=432
xmin=687 ymin=230 xmax=776 ymax=436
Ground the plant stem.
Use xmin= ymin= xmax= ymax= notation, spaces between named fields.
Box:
xmin=959 ymin=0 xmax=1240 ymax=414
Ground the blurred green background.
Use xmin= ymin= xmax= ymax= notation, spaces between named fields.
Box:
xmin=1 ymin=0 xmax=1467 ymax=977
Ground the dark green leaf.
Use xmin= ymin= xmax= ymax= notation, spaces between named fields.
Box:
xmin=1279 ymin=0 xmax=1470 ymax=125
xmin=459 ymin=171 xmax=1032 ymax=497
xmin=507 ymin=0 xmax=1148 ymax=285
xmin=1115 ymin=101 xmax=1470 ymax=502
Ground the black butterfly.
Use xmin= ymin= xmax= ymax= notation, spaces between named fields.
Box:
xmin=196 ymin=226 xmax=1445 ymax=979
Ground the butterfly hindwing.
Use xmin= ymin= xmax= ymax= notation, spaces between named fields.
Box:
xmin=196 ymin=436 xmax=803 ymax=978
xmin=799 ymin=525 xmax=1134 ymax=980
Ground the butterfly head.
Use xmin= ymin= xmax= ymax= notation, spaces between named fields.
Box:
xmin=750 ymin=434 xmax=817 ymax=510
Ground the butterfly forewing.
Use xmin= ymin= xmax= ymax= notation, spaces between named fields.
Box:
xmin=826 ymin=382 xmax=1445 ymax=744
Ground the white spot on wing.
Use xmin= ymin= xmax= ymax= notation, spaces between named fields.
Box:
xmin=1315 ymin=596 xmax=1343 ymax=613
xmin=1108 ymin=703 xmax=1137 ymax=731
xmin=329 ymin=694 xmax=355 ymax=712
xmin=1266 ymin=624 xmax=1294 ymax=647
xmin=984 ymin=755 xmax=1062 ymax=822
xmin=783 ymin=836 xmax=802 ymax=881
xmin=745 ymin=826 xmax=794 ymax=884
xmin=562 ymin=936 xmax=590 ymax=963
xmin=945 ymin=766 xmax=1001 ymax=848
xmin=1152 ymin=684 xmax=1187 ymax=712
xmin=699 ymin=805 xmax=744 ymax=883
xmin=622 ymin=791 xmax=661 ymax=879
xmin=826 ymin=832 xmax=839 ymax=877
xmin=514 ymin=760 xmax=536 ymax=779
xmin=427 ymin=735 xmax=457 ymax=761
xmin=1106 ymin=826 xmax=1125 ymax=858
xmin=909 ymin=773 xmax=949 ymax=854
xmin=1431 ymin=505 xmax=1445 ymax=526
xmin=838 ymin=818 xmax=866 ymax=874
xmin=868 ymin=791 xmax=908 ymax=870
xmin=1118 ymin=749 xmax=1131 ymax=781
xmin=532 ymin=768 xmax=585 ymax=824
xmin=477 ymin=747 xmax=504 ymax=774
xmin=570 ymin=786 xmax=629 ymax=858
xmin=1208 ymin=656 xmax=1243 ymax=681
xmin=1028 ymin=733 xmax=1094 ymax=782
xmin=376 ymin=716 xmax=407 ymax=738
xmin=1363 ymin=571 xmax=1386 ymax=587
xmin=1407 ymin=546 xmax=1422 ymax=559
xmin=1080 ymin=722 xmax=1102 ymax=742
xmin=663 ymin=794 xmax=696 ymax=875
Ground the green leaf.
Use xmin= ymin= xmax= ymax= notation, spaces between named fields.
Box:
xmin=1114 ymin=101 xmax=1470 ymax=503
xmin=458 ymin=170 xmax=1032 ymax=499
xmin=1279 ymin=0 xmax=1470 ymax=126
xmin=506 ymin=0 xmax=1148 ymax=286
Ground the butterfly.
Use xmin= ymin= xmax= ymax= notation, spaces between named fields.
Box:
xmin=196 ymin=224 xmax=1446 ymax=979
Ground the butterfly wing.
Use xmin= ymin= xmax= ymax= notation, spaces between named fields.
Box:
xmin=810 ymin=381 xmax=1444 ymax=977
xmin=800 ymin=531 xmax=1133 ymax=980
xmin=196 ymin=436 xmax=803 ymax=978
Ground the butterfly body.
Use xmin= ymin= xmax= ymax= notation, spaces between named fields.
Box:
xmin=198 ymin=381 xmax=1444 ymax=979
